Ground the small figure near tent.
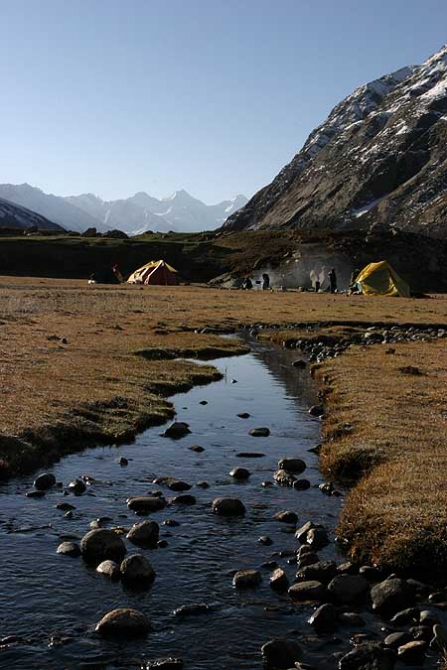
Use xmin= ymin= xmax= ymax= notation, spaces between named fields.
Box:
xmin=242 ymin=276 xmax=253 ymax=290
xmin=328 ymin=268 xmax=337 ymax=294
xmin=315 ymin=280 xmax=321 ymax=293
xmin=112 ymin=264 xmax=124 ymax=283
xmin=262 ymin=273 xmax=270 ymax=290
xmin=127 ymin=260 xmax=178 ymax=286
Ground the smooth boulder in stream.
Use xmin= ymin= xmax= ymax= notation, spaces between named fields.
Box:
xmin=120 ymin=554 xmax=156 ymax=587
xmin=212 ymin=498 xmax=246 ymax=516
xmin=126 ymin=520 xmax=159 ymax=548
xmin=34 ymin=473 xmax=56 ymax=490
xmin=95 ymin=608 xmax=151 ymax=637
xmin=162 ymin=422 xmax=191 ymax=439
xmin=278 ymin=457 xmax=306 ymax=474
xmin=80 ymin=529 xmax=126 ymax=564
xmin=127 ymin=496 xmax=167 ymax=513
xmin=261 ymin=638 xmax=301 ymax=669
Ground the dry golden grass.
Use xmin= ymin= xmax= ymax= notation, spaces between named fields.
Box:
xmin=2 ymin=274 xmax=447 ymax=573
xmin=317 ymin=340 xmax=447 ymax=573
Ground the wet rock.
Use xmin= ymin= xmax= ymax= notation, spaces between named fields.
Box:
xmin=409 ymin=625 xmax=431 ymax=642
xmin=293 ymin=479 xmax=311 ymax=490
xmin=96 ymin=560 xmax=121 ymax=580
xmin=308 ymin=405 xmax=324 ymax=417
xmin=270 ymin=568 xmax=289 ymax=592
xmin=308 ymin=603 xmax=338 ymax=633
xmin=339 ymin=612 xmax=366 ymax=627
xmin=236 ymin=452 xmax=265 ymax=458
xmin=127 ymin=496 xmax=167 ymax=513
xmin=397 ymin=640 xmax=427 ymax=665
xmin=64 ymin=511 xmax=74 ymax=519
xmin=288 ymin=580 xmax=326 ymax=602
xmin=68 ymin=479 xmax=87 ymax=495
xmin=189 ymin=445 xmax=205 ymax=452
xmin=249 ymin=427 xmax=270 ymax=437
xmin=295 ymin=521 xmax=318 ymax=543
xmin=384 ymin=632 xmax=412 ymax=649
xmin=173 ymin=603 xmax=210 ymax=617
xmin=258 ymin=535 xmax=273 ymax=546
xmin=57 ymin=541 xmax=81 ymax=557
xmin=26 ymin=490 xmax=45 ymax=498
xmin=297 ymin=551 xmax=320 ymax=569
xmin=126 ymin=521 xmax=159 ymax=548
xmin=80 ymin=529 xmax=126 ymax=564
xmin=338 ymin=642 xmax=394 ymax=670
xmin=233 ymin=569 xmax=262 ymax=588
xmin=237 ymin=412 xmax=250 ymax=418
xmin=34 ymin=473 xmax=56 ymax=490
xmin=163 ymin=519 xmax=180 ymax=527
xmin=153 ymin=476 xmax=191 ymax=491
xmin=337 ymin=562 xmax=358 ymax=575
xmin=274 ymin=510 xmax=298 ymax=524
xmin=145 ymin=659 xmax=184 ymax=669
xmin=118 ymin=457 xmax=128 ymax=466
xmin=169 ymin=494 xmax=196 ymax=505
xmin=95 ymin=608 xmax=151 ymax=637
xmin=157 ymin=539 xmax=168 ymax=548
xmin=261 ymin=638 xmax=301 ymax=669
xmin=199 ymin=400 xmax=208 ymax=405
xmin=212 ymin=497 xmax=245 ymax=516
xmin=371 ymin=578 xmax=415 ymax=615
xmin=196 ymin=481 xmax=209 ymax=488
xmin=90 ymin=519 xmax=103 ymax=529
xmin=296 ymin=560 xmax=337 ymax=584
xmin=327 ymin=575 xmax=370 ymax=604
xmin=419 ymin=609 xmax=439 ymax=626
xmin=274 ymin=469 xmax=296 ymax=486
xmin=229 ymin=467 xmax=250 ymax=480
xmin=390 ymin=608 xmax=419 ymax=626
xmin=306 ymin=527 xmax=329 ymax=549
xmin=358 ymin=565 xmax=385 ymax=582
xmin=292 ymin=359 xmax=307 ymax=369
xmin=162 ymin=422 xmax=191 ymax=439
xmin=56 ymin=502 xmax=76 ymax=511
xmin=262 ymin=481 xmax=273 ymax=487
xmin=278 ymin=457 xmax=306 ymax=474
xmin=120 ymin=554 xmax=156 ymax=587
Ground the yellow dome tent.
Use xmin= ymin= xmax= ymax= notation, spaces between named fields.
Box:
xmin=356 ymin=261 xmax=410 ymax=297
xmin=127 ymin=260 xmax=178 ymax=285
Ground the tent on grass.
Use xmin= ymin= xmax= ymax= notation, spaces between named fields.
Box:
xmin=355 ymin=261 xmax=410 ymax=297
xmin=127 ymin=260 xmax=178 ymax=285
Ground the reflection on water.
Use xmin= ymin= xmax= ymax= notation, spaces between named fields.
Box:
xmin=0 ymin=340 xmax=345 ymax=669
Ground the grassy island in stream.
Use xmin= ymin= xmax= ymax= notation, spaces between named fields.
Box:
xmin=2 ymin=276 xmax=447 ymax=573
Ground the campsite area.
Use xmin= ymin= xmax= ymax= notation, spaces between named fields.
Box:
xmin=2 ymin=275 xmax=447 ymax=573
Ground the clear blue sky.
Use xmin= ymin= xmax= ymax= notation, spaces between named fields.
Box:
xmin=1 ymin=0 xmax=446 ymax=203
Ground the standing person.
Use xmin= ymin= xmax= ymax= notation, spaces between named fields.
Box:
xmin=242 ymin=276 xmax=253 ymax=290
xmin=328 ymin=268 xmax=337 ymax=294
xmin=262 ymin=273 xmax=270 ymax=290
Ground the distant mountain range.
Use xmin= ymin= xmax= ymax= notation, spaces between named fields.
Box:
xmin=0 ymin=183 xmax=248 ymax=234
xmin=223 ymin=44 xmax=447 ymax=239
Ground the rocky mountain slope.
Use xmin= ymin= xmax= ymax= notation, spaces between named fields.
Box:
xmin=0 ymin=197 xmax=63 ymax=231
xmin=222 ymin=44 xmax=447 ymax=239
xmin=0 ymin=183 xmax=247 ymax=235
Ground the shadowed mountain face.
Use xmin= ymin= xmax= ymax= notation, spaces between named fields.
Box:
xmin=222 ymin=45 xmax=447 ymax=239
xmin=0 ymin=197 xmax=63 ymax=231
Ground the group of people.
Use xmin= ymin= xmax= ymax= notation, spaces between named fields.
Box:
xmin=242 ymin=273 xmax=270 ymax=290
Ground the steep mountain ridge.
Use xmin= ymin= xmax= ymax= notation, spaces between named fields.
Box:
xmin=222 ymin=44 xmax=447 ymax=238
xmin=0 ymin=197 xmax=63 ymax=231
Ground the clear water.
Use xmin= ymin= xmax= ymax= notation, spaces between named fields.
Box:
xmin=0 ymin=340 xmax=435 ymax=670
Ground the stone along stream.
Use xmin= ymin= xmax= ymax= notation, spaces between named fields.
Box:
xmin=0 ymin=340 xmax=442 ymax=669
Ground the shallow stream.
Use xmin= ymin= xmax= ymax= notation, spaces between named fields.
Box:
xmin=0 ymin=339 xmax=440 ymax=669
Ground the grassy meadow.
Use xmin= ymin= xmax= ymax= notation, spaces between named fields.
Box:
xmin=2 ymin=276 xmax=447 ymax=571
